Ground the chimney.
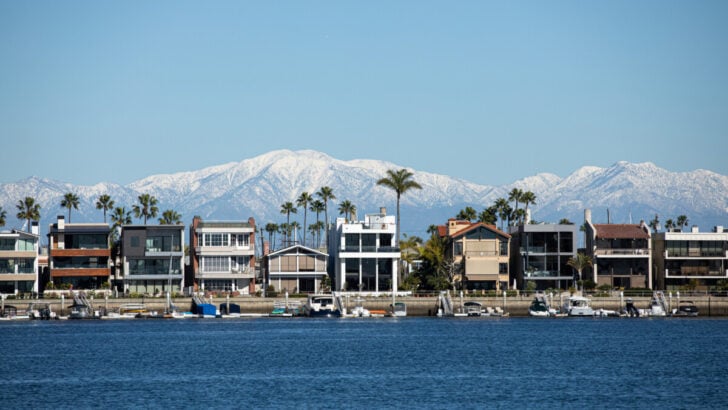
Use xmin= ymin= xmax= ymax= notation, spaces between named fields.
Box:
xmin=691 ymin=225 xmax=699 ymax=233
xmin=584 ymin=209 xmax=592 ymax=224
xmin=380 ymin=207 xmax=387 ymax=216
xmin=31 ymin=221 xmax=39 ymax=236
xmin=57 ymin=215 xmax=65 ymax=230
xmin=715 ymin=226 xmax=724 ymax=233
xmin=351 ymin=209 xmax=357 ymax=221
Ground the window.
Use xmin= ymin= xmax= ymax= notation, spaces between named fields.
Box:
xmin=499 ymin=263 xmax=508 ymax=274
xmin=202 ymin=256 xmax=229 ymax=272
xmin=18 ymin=239 xmax=35 ymax=251
xmin=345 ymin=234 xmax=359 ymax=252
xmin=454 ymin=242 xmax=463 ymax=256
xmin=362 ymin=234 xmax=376 ymax=252
xmin=499 ymin=241 xmax=508 ymax=256
xmin=0 ymin=239 xmax=15 ymax=251
xmin=232 ymin=234 xmax=249 ymax=247
xmin=204 ymin=233 xmax=228 ymax=247
xmin=345 ymin=258 xmax=359 ymax=274
xmin=559 ymin=232 xmax=574 ymax=253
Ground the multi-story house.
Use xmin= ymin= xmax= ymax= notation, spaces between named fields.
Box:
xmin=0 ymin=222 xmax=40 ymax=295
xmin=509 ymin=223 xmax=577 ymax=291
xmin=190 ymin=217 xmax=256 ymax=294
xmin=329 ymin=209 xmax=399 ymax=293
xmin=48 ymin=216 xmax=111 ymax=290
xmin=441 ymin=219 xmax=510 ymax=291
xmin=584 ymin=209 xmax=652 ymax=289
xmin=653 ymin=225 xmax=728 ymax=290
xmin=265 ymin=244 xmax=329 ymax=294
xmin=120 ymin=224 xmax=185 ymax=295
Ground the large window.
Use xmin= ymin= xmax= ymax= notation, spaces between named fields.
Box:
xmin=361 ymin=234 xmax=376 ymax=252
xmin=231 ymin=234 xmax=250 ymax=247
xmin=203 ymin=234 xmax=229 ymax=247
xmin=345 ymin=234 xmax=359 ymax=252
xmin=145 ymin=235 xmax=181 ymax=252
xmin=66 ymin=234 xmax=107 ymax=249
xmin=559 ymin=232 xmax=574 ymax=253
xmin=0 ymin=239 xmax=14 ymax=251
xmin=201 ymin=256 xmax=229 ymax=272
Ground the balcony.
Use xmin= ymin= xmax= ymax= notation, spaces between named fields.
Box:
xmin=665 ymin=268 xmax=728 ymax=278
xmin=595 ymin=248 xmax=649 ymax=256
xmin=341 ymin=246 xmax=400 ymax=253
xmin=665 ymin=250 xmax=728 ymax=258
xmin=524 ymin=270 xmax=571 ymax=279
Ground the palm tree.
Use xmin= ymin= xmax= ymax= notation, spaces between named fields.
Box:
xmin=159 ymin=209 xmax=182 ymax=225
xmin=559 ymin=218 xmax=574 ymax=225
xmin=290 ymin=221 xmax=302 ymax=244
xmin=478 ymin=206 xmax=498 ymax=226
xmin=664 ymin=219 xmax=675 ymax=232
xmin=0 ymin=206 xmax=6 ymax=227
xmin=456 ymin=206 xmax=477 ymax=222
xmin=310 ymin=199 xmax=325 ymax=246
xmin=494 ymin=198 xmax=511 ymax=230
xmin=280 ymin=202 xmax=297 ymax=244
xmin=521 ymin=191 xmax=537 ymax=223
xmin=110 ymin=206 xmax=132 ymax=228
xmin=508 ymin=188 xmax=523 ymax=225
xmin=648 ymin=214 xmax=660 ymax=232
xmin=60 ymin=192 xmax=80 ymax=223
xmin=426 ymin=224 xmax=439 ymax=236
xmin=16 ymin=197 xmax=41 ymax=232
xmin=309 ymin=220 xmax=325 ymax=248
xmin=676 ymin=215 xmax=689 ymax=231
xmin=567 ymin=252 xmax=593 ymax=293
xmin=265 ymin=223 xmax=279 ymax=250
xmin=376 ymin=168 xmax=422 ymax=246
xmin=338 ymin=200 xmax=356 ymax=221
xmin=95 ymin=194 xmax=115 ymax=223
xmin=316 ymin=186 xmax=336 ymax=245
xmin=132 ymin=194 xmax=159 ymax=225
xmin=278 ymin=223 xmax=290 ymax=246
xmin=296 ymin=192 xmax=313 ymax=246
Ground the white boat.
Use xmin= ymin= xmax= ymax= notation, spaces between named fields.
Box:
xmin=528 ymin=295 xmax=554 ymax=317
xmin=348 ymin=298 xmax=371 ymax=318
xmin=672 ymin=300 xmax=699 ymax=317
xmin=564 ymin=296 xmax=595 ymax=317
xmin=463 ymin=301 xmax=483 ymax=317
xmin=304 ymin=294 xmax=341 ymax=317
xmin=390 ymin=302 xmax=407 ymax=317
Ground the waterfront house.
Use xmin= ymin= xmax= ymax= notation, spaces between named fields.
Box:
xmin=120 ymin=224 xmax=185 ymax=295
xmin=584 ymin=209 xmax=652 ymax=289
xmin=0 ymin=222 xmax=40 ymax=295
xmin=189 ymin=216 xmax=256 ymax=294
xmin=509 ymin=222 xmax=577 ymax=291
xmin=441 ymin=219 xmax=511 ymax=291
xmin=48 ymin=216 xmax=111 ymax=290
xmin=653 ymin=225 xmax=728 ymax=291
xmin=265 ymin=244 xmax=329 ymax=294
xmin=329 ymin=208 xmax=399 ymax=293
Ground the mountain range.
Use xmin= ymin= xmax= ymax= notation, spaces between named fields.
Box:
xmin=1 ymin=150 xmax=727 ymax=239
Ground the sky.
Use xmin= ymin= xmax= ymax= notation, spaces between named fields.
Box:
xmin=1 ymin=1 xmax=727 ymax=187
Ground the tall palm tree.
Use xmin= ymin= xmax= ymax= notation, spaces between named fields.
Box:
xmin=16 ymin=197 xmax=41 ymax=232
xmin=296 ymin=192 xmax=313 ymax=246
xmin=159 ymin=209 xmax=182 ymax=225
xmin=648 ymin=214 xmax=660 ymax=232
xmin=338 ymin=200 xmax=356 ymax=221
xmin=456 ymin=206 xmax=477 ymax=222
xmin=376 ymin=168 xmax=422 ymax=246
xmin=60 ymin=192 xmax=80 ymax=223
xmin=278 ymin=223 xmax=290 ymax=247
xmin=265 ymin=223 xmax=279 ymax=250
xmin=479 ymin=205 xmax=498 ymax=226
xmin=676 ymin=215 xmax=689 ymax=231
xmin=521 ymin=191 xmax=537 ymax=224
xmin=280 ymin=202 xmax=297 ymax=244
xmin=567 ymin=252 xmax=593 ymax=293
xmin=508 ymin=188 xmax=523 ymax=225
xmin=316 ymin=186 xmax=336 ymax=235
xmin=290 ymin=221 xmax=301 ymax=244
xmin=110 ymin=206 xmax=132 ymax=228
xmin=309 ymin=220 xmax=325 ymax=248
xmin=132 ymin=193 xmax=159 ymax=225
xmin=494 ymin=198 xmax=511 ymax=230
xmin=309 ymin=199 xmax=325 ymax=246
xmin=0 ymin=206 xmax=6 ymax=227
xmin=95 ymin=194 xmax=115 ymax=223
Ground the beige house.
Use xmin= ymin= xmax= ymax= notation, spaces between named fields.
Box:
xmin=442 ymin=219 xmax=511 ymax=291
xmin=265 ymin=244 xmax=328 ymax=294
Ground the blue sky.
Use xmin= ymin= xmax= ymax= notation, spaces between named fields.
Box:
xmin=1 ymin=1 xmax=726 ymax=186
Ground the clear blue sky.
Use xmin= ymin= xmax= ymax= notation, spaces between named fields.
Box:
xmin=1 ymin=1 xmax=726 ymax=186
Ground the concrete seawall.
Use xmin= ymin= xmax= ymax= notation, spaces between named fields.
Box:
xmin=9 ymin=295 xmax=728 ymax=317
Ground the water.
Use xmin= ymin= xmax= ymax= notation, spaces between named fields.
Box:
xmin=1 ymin=318 xmax=725 ymax=409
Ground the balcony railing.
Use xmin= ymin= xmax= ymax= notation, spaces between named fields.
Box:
xmin=595 ymin=249 xmax=649 ymax=256
xmin=665 ymin=250 xmax=728 ymax=258
xmin=524 ymin=270 xmax=569 ymax=278
xmin=665 ymin=268 xmax=727 ymax=277
xmin=342 ymin=246 xmax=401 ymax=253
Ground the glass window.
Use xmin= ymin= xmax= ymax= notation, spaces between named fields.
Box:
xmin=499 ymin=241 xmax=508 ymax=256
xmin=499 ymin=263 xmax=508 ymax=274
xmin=0 ymin=239 xmax=14 ymax=251
xmin=345 ymin=258 xmax=359 ymax=274
xmin=559 ymin=232 xmax=574 ymax=253
xmin=345 ymin=234 xmax=359 ymax=252
xmin=202 ymin=256 xmax=229 ymax=272
xmin=362 ymin=234 xmax=376 ymax=252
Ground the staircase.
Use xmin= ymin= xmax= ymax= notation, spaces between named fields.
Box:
xmin=438 ymin=291 xmax=454 ymax=317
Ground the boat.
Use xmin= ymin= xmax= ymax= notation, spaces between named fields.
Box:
xmin=641 ymin=291 xmax=668 ymax=317
xmin=528 ymin=295 xmax=554 ymax=317
xmin=390 ymin=302 xmax=407 ymax=317
xmin=304 ymin=294 xmax=341 ymax=317
xmin=672 ymin=300 xmax=699 ymax=317
xmin=119 ymin=303 xmax=150 ymax=318
xmin=463 ymin=301 xmax=483 ymax=317
xmin=564 ymin=296 xmax=595 ymax=317
xmin=348 ymin=297 xmax=371 ymax=317
xmin=28 ymin=303 xmax=56 ymax=320
xmin=69 ymin=303 xmax=95 ymax=319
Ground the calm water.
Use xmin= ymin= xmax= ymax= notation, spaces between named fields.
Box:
xmin=1 ymin=317 xmax=725 ymax=409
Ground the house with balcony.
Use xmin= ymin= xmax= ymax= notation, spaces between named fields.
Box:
xmin=0 ymin=222 xmax=40 ymax=295
xmin=584 ymin=209 xmax=652 ymax=289
xmin=653 ymin=225 xmax=728 ymax=290
xmin=120 ymin=224 xmax=185 ymax=295
xmin=190 ymin=217 xmax=256 ymax=294
xmin=509 ymin=223 xmax=577 ymax=291
xmin=265 ymin=244 xmax=328 ymax=294
xmin=329 ymin=209 xmax=399 ymax=293
xmin=48 ymin=216 xmax=111 ymax=290
xmin=441 ymin=219 xmax=510 ymax=291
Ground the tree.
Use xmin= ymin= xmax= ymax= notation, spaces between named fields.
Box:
xmin=376 ymin=168 xmax=422 ymax=247
xmin=648 ymin=214 xmax=660 ymax=232
xmin=479 ymin=206 xmax=498 ymax=226
xmin=310 ymin=199 xmax=325 ymax=247
xmin=664 ymin=219 xmax=675 ymax=232
xmin=508 ymin=188 xmax=523 ymax=225
xmin=110 ymin=206 xmax=132 ymax=228
xmin=95 ymin=194 xmax=115 ymax=223
xmin=296 ymin=192 xmax=313 ymax=246
xmin=132 ymin=194 xmax=159 ymax=225
xmin=60 ymin=192 xmax=80 ymax=223
xmin=0 ymin=206 xmax=6 ymax=227
xmin=265 ymin=223 xmax=279 ymax=250
xmin=494 ymin=198 xmax=511 ymax=230
xmin=16 ymin=197 xmax=41 ymax=232
xmin=338 ymin=200 xmax=356 ymax=221
xmin=521 ymin=191 xmax=537 ymax=224
xmin=559 ymin=218 xmax=574 ymax=225
xmin=456 ymin=206 xmax=477 ymax=222
xmin=567 ymin=253 xmax=593 ymax=293
xmin=280 ymin=202 xmax=297 ymax=244
xmin=676 ymin=215 xmax=689 ymax=231
xmin=290 ymin=221 xmax=302 ymax=244
xmin=159 ymin=209 xmax=182 ymax=225
xmin=309 ymin=220 xmax=325 ymax=248
xmin=316 ymin=186 xmax=336 ymax=232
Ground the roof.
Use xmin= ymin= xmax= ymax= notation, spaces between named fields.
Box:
xmin=49 ymin=224 xmax=110 ymax=234
xmin=449 ymin=222 xmax=511 ymax=239
xmin=266 ymin=244 xmax=328 ymax=257
xmin=437 ymin=225 xmax=447 ymax=237
xmin=594 ymin=224 xmax=649 ymax=239
xmin=197 ymin=221 xmax=253 ymax=228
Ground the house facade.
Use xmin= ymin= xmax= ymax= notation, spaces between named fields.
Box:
xmin=509 ymin=223 xmax=577 ymax=291
xmin=265 ymin=244 xmax=328 ymax=294
xmin=329 ymin=210 xmax=399 ymax=293
xmin=0 ymin=222 xmax=40 ymax=295
xmin=120 ymin=224 xmax=185 ymax=294
xmin=48 ymin=216 xmax=111 ymax=290
xmin=190 ymin=216 xmax=256 ymax=294
xmin=584 ymin=209 xmax=652 ymax=289
xmin=653 ymin=226 xmax=728 ymax=290
xmin=443 ymin=219 xmax=511 ymax=291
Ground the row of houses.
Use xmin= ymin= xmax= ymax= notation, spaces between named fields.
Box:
xmin=1 ymin=208 xmax=727 ymax=296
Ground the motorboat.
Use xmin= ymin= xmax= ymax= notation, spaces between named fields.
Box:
xmin=390 ymin=302 xmax=407 ymax=317
xmin=28 ymin=303 xmax=56 ymax=320
xmin=463 ymin=301 xmax=483 ymax=317
xmin=304 ymin=294 xmax=341 ymax=317
xmin=528 ymin=295 xmax=553 ymax=317
xmin=672 ymin=300 xmax=699 ymax=317
xmin=348 ymin=298 xmax=371 ymax=318
xmin=69 ymin=303 xmax=95 ymax=319
xmin=564 ymin=296 xmax=595 ymax=317
xmin=641 ymin=291 xmax=668 ymax=317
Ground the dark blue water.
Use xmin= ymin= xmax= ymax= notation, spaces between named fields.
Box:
xmin=1 ymin=318 xmax=725 ymax=409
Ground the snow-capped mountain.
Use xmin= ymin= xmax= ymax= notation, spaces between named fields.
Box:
xmin=1 ymin=150 xmax=727 ymax=238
